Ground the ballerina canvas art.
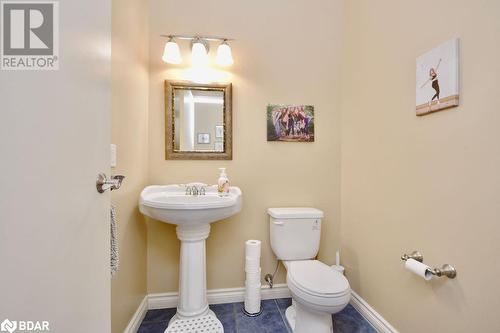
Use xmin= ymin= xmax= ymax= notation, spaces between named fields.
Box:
xmin=416 ymin=38 xmax=460 ymax=116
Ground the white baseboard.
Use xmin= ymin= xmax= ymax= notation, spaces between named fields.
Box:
xmin=123 ymin=296 xmax=148 ymax=333
xmin=350 ymin=290 xmax=399 ymax=333
xmin=125 ymin=285 xmax=398 ymax=333
xmin=148 ymin=283 xmax=291 ymax=310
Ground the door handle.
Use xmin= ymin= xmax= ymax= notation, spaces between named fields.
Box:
xmin=96 ymin=173 xmax=125 ymax=193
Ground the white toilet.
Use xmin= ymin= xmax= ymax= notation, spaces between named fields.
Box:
xmin=268 ymin=207 xmax=351 ymax=333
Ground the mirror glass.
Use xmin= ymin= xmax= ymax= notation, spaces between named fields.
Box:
xmin=165 ymin=81 xmax=232 ymax=160
xmin=173 ymin=89 xmax=224 ymax=152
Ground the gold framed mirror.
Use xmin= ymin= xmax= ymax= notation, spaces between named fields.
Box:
xmin=165 ymin=81 xmax=232 ymax=160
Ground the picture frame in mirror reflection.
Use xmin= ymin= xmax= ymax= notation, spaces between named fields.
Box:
xmin=215 ymin=125 xmax=224 ymax=139
xmin=197 ymin=133 xmax=210 ymax=144
xmin=214 ymin=142 xmax=224 ymax=152
xmin=165 ymin=80 xmax=232 ymax=160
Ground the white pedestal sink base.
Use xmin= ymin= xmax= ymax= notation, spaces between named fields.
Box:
xmin=166 ymin=310 xmax=223 ymax=333
xmin=139 ymin=185 xmax=243 ymax=333
xmin=165 ymin=223 xmax=224 ymax=332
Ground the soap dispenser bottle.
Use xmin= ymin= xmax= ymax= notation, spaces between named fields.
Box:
xmin=217 ymin=168 xmax=230 ymax=194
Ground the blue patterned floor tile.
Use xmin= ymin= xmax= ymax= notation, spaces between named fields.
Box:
xmin=138 ymin=299 xmax=376 ymax=333
xmin=333 ymin=304 xmax=377 ymax=333
xmin=236 ymin=300 xmax=288 ymax=333
xmin=275 ymin=298 xmax=292 ymax=311
xmin=210 ymin=303 xmax=237 ymax=333
xmin=275 ymin=298 xmax=293 ymax=333
xmin=142 ymin=308 xmax=177 ymax=323
xmin=210 ymin=303 xmax=234 ymax=316
xmin=218 ymin=313 xmax=237 ymax=333
xmin=137 ymin=320 xmax=168 ymax=333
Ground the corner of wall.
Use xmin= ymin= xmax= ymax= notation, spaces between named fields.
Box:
xmin=110 ymin=0 xmax=150 ymax=331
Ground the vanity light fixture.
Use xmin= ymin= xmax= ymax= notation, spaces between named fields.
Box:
xmin=191 ymin=37 xmax=210 ymax=66
xmin=162 ymin=36 xmax=182 ymax=64
xmin=160 ymin=35 xmax=234 ymax=66
xmin=216 ymin=40 xmax=233 ymax=67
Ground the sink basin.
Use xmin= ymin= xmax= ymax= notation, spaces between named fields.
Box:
xmin=139 ymin=184 xmax=242 ymax=225
xmin=139 ymin=183 xmax=242 ymax=332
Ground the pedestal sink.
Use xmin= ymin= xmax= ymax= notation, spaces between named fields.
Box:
xmin=139 ymin=184 xmax=242 ymax=333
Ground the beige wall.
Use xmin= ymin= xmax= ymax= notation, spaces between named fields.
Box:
xmin=147 ymin=0 xmax=344 ymax=293
xmin=340 ymin=0 xmax=500 ymax=332
xmin=111 ymin=0 xmax=149 ymax=331
xmin=111 ymin=1 xmax=500 ymax=330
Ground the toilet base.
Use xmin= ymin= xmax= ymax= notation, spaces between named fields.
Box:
xmin=285 ymin=302 xmax=333 ymax=333
xmin=285 ymin=303 xmax=297 ymax=330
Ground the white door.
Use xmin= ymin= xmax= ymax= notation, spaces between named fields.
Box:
xmin=0 ymin=1 xmax=112 ymax=332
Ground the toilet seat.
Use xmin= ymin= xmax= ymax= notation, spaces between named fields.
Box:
xmin=288 ymin=260 xmax=349 ymax=296
xmin=286 ymin=260 xmax=351 ymax=313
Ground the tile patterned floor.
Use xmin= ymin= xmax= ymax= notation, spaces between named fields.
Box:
xmin=138 ymin=298 xmax=376 ymax=333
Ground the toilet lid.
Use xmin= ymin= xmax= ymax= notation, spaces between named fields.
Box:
xmin=288 ymin=260 xmax=349 ymax=296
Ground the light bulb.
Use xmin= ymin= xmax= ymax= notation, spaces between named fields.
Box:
xmin=162 ymin=38 xmax=182 ymax=64
xmin=216 ymin=41 xmax=233 ymax=66
xmin=191 ymin=40 xmax=209 ymax=66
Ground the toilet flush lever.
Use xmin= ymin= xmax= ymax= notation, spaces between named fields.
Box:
xmin=273 ymin=221 xmax=285 ymax=226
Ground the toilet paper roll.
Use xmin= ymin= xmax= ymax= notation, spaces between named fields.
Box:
xmin=246 ymin=271 xmax=261 ymax=282
xmin=244 ymin=295 xmax=261 ymax=304
xmin=245 ymin=279 xmax=261 ymax=314
xmin=245 ymin=267 xmax=261 ymax=274
xmin=244 ymin=294 xmax=261 ymax=314
xmin=245 ymin=265 xmax=260 ymax=273
xmin=245 ymin=258 xmax=260 ymax=272
xmin=244 ymin=302 xmax=261 ymax=315
xmin=245 ymin=290 xmax=261 ymax=300
xmin=244 ymin=239 xmax=262 ymax=315
xmin=246 ymin=280 xmax=261 ymax=288
xmin=245 ymin=256 xmax=260 ymax=264
xmin=245 ymin=240 xmax=261 ymax=259
xmin=245 ymin=280 xmax=261 ymax=288
xmin=405 ymin=258 xmax=433 ymax=281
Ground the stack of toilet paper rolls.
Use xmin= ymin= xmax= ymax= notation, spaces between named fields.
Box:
xmin=244 ymin=240 xmax=261 ymax=315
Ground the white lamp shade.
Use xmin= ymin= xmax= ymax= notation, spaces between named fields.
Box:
xmin=191 ymin=41 xmax=209 ymax=65
xmin=162 ymin=41 xmax=182 ymax=64
xmin=216 ymin=42 xmax=233 ymax=66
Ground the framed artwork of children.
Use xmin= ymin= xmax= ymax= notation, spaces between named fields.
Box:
xmin=267 ymin=105 xmax=314 ymax=142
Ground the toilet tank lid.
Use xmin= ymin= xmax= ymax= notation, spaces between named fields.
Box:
xmin=267 ymin=207 xmax=324 ymax=219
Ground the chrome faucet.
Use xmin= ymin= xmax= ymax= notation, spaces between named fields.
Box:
xmin=185 ymin=184 xmax=206 ymax=196
xmin=191 ymin=186 xmax=199 ymax=196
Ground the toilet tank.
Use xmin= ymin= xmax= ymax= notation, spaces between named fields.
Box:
xmin=268 ymin=207 xmax=324 ymax=261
